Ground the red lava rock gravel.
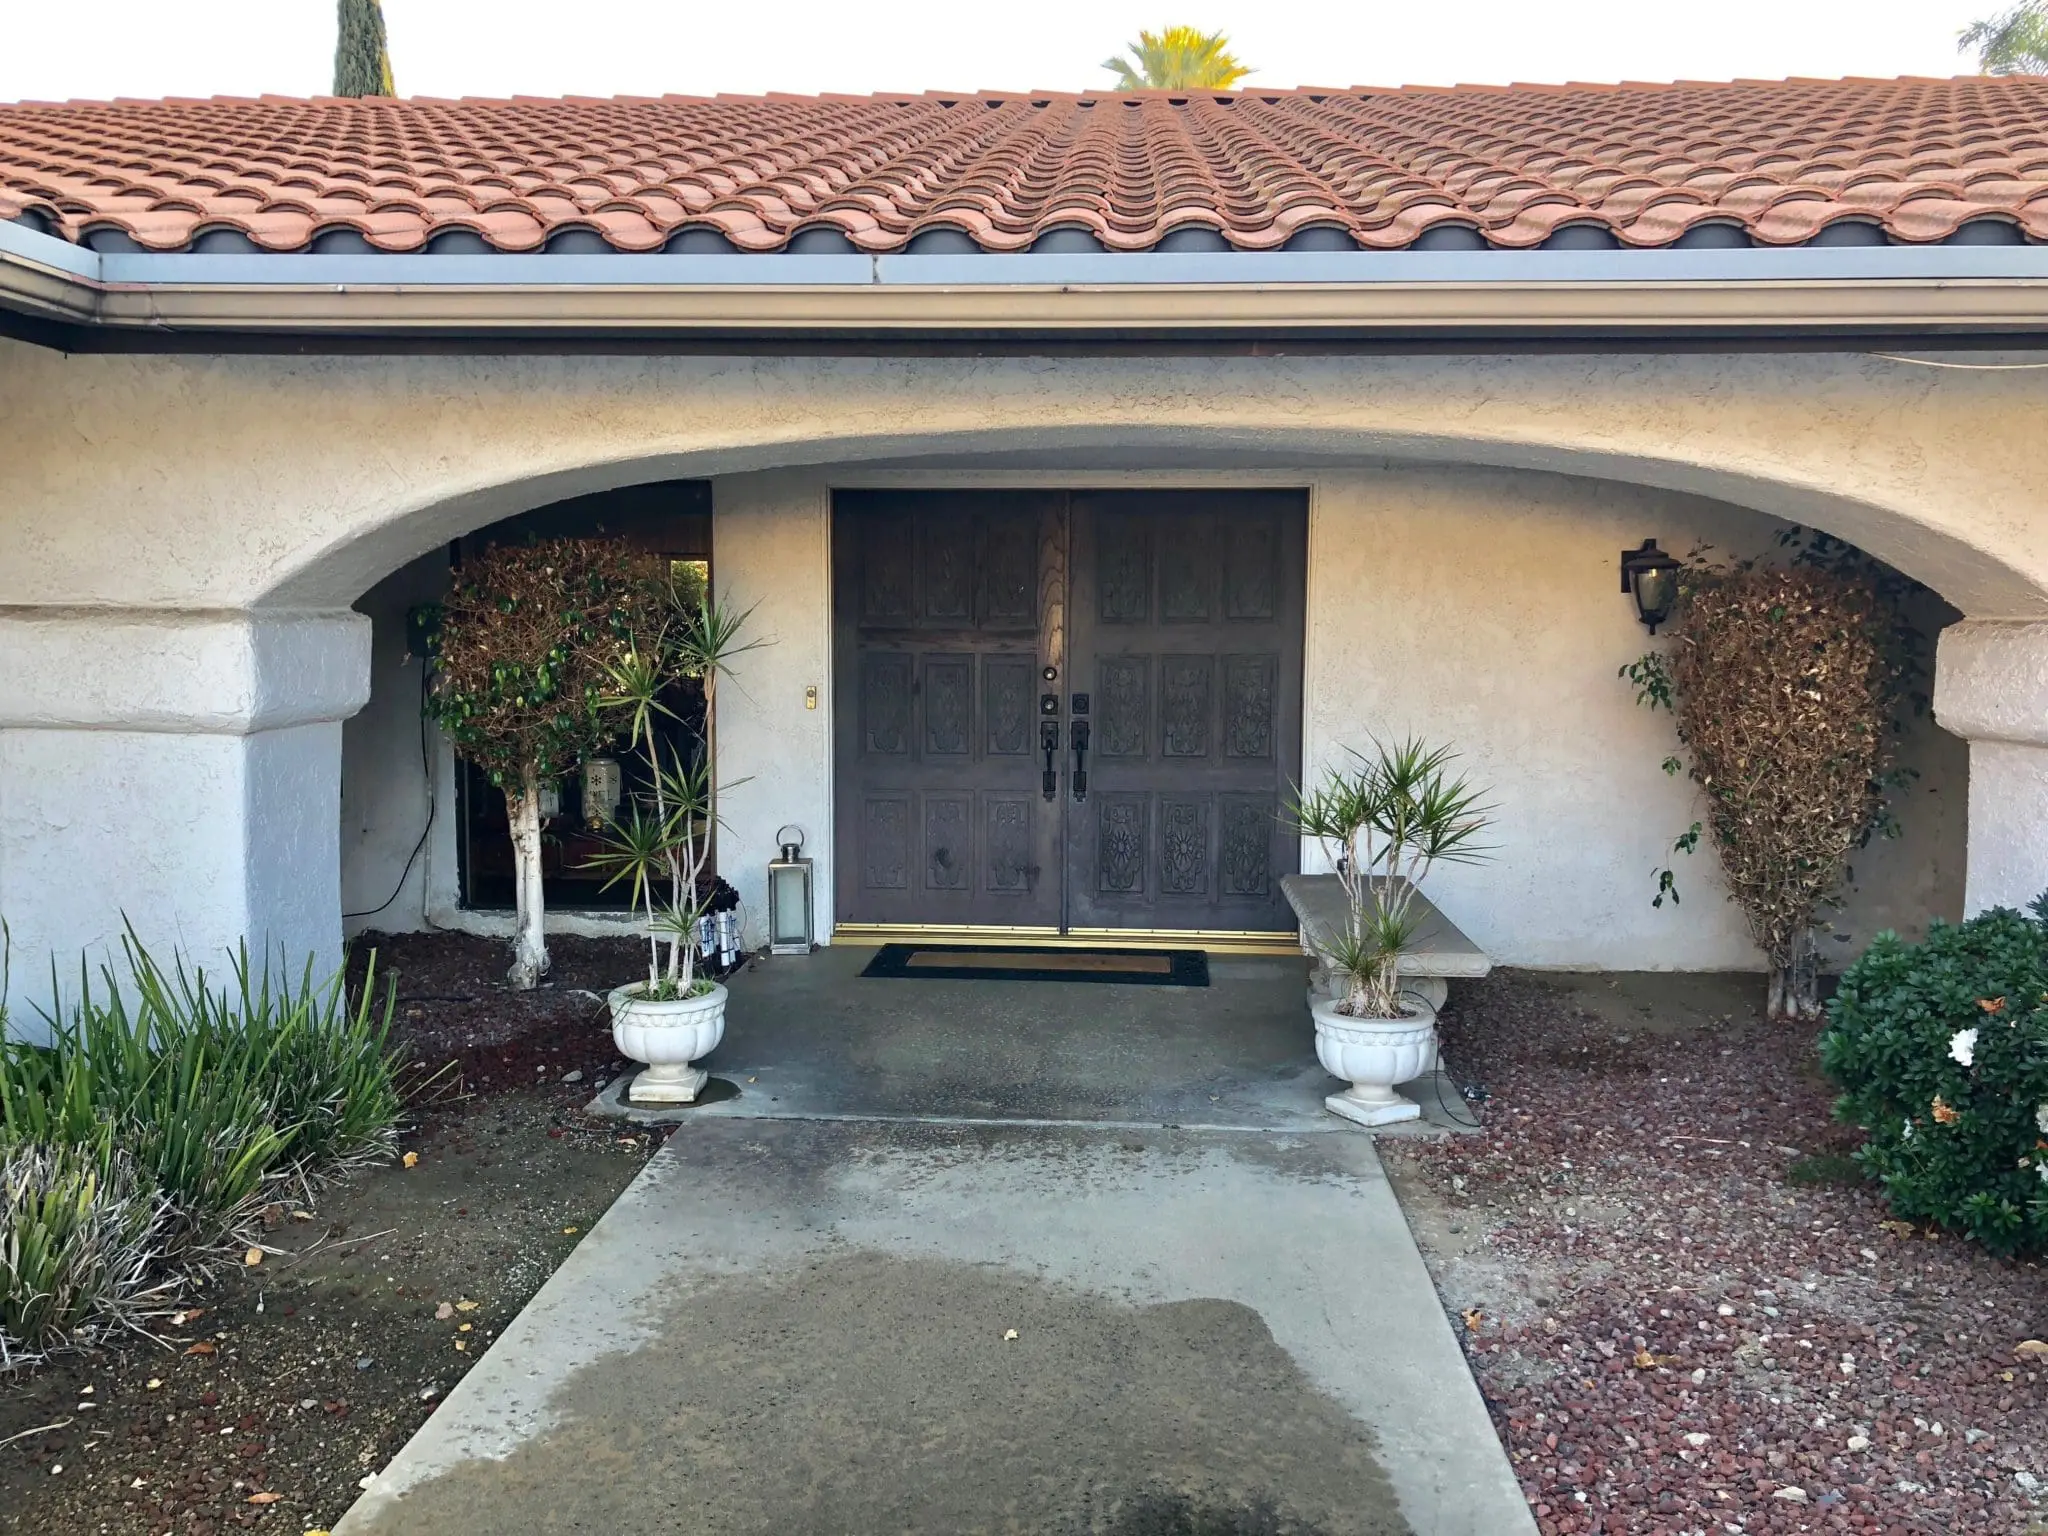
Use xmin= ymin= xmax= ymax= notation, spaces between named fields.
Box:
xmin=1383 ymin=970 xmax=2047 ymax=1536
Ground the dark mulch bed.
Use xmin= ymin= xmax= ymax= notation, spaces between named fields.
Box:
xmin=1382 ymin=970 xmax=2048 ymax=1536
xmin=0 ymin=931 xmax=663 ymax=1536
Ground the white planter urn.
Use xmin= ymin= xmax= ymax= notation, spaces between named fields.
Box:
xmin=608 ymin=981 xmax=727 ymax=1104
xmin=1310 ymin=995 xmax=1438 ymax=1128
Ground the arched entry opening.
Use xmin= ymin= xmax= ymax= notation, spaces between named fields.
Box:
xmin=6 ymin=350 xmax=2048 ymax=1023
xmin=316 ymin=430 xmax=2038 ymax=996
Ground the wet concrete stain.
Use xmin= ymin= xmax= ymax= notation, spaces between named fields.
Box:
xmin=356 ymin=1249 xmax=1411 ymax=1536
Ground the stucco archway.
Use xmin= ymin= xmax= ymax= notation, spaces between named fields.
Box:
xmin=4 ymin=343 xmax=2046 ymax=1017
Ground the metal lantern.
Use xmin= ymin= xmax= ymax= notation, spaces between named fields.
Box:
xmin=1620 ymin=538 xmax=1683 ymax=634
xmin=767 ymin=824 xmax=815 ymax=955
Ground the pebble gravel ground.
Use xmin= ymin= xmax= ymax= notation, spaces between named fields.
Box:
xmin=1382 ymin=971 xmax=2047 ymax=1536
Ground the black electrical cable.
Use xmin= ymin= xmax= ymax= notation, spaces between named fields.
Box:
xmin=1399 ymin=981 xmax=1485 ymax=1131
xmin=343 ymin=662 xmax=435 ymax=923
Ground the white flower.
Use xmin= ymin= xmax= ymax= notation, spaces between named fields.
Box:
xmin=2037 ymin=1103 xmax=2048 ymax=1135
xmin=1901 ymin=1119 xmax=1913 ymax=1140
xmin=1948 ymin=1028 xmax=1978 ymax=1068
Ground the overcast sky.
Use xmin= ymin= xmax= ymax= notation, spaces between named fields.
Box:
xmin=0 ymin=0 xmax=2012 ymax=105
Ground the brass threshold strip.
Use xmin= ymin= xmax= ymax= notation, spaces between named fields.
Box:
xmin=830 ymin=923 xmax=1302 ymax=957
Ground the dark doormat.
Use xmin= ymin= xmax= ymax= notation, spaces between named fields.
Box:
xmin=859 ymin=944 xmax=1209 ymax=987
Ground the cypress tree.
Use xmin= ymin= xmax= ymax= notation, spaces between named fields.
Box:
xmin=334 ymin=0 xmax=396 ymax=98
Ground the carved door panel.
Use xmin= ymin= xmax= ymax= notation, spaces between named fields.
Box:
xmin=1063 ymin=491 xmax=1306 ymax=933
xmin=832 ymin=491 xmax=1065 ymax=930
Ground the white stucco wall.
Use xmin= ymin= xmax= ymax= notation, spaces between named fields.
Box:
xmin=0 ymin=721 xmax=345 ymax=1038
xmin=0 ymin=611 xmax=365 ymax=1032
xmin=1 ymin=343 xmax=2045 ymax=620
xmin=339 ymin=553 xmax=446 ymax=933
xmin=1 ymin=340 xmax=2031 ymax=1003
xmin=330 ymin=463 xmax=1964 ymax=971
xmin=710 ymin=474 xmax=835 ymax=949
xmin=1298 ymin=466 xmax=1965 ymax=967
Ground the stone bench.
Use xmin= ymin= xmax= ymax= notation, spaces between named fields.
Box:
xmin=1279 ymin=873 xmax=1490 ymax=1010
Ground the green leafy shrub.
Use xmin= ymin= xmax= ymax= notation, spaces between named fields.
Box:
xmin=0 ymin=934 xmax=402 ymax=1254
xmin=1 ymin=1143 xmax=173 ymax=1368
xmin=1819 ymin=897 xmax=2048 ymax=1256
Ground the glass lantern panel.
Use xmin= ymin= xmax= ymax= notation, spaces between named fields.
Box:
xmin=1633 ymin=566 xmax=1677 ymax=620
xmin=769 ymin=865 xmax=812 ymax=945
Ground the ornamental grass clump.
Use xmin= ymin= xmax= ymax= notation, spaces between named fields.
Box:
xmin=1627 ymin=563 xmax=1899 ymax=1020
xmin=1 ymin=1144 xmax=174 ymax=1369
xmin=1819 ymin=896 xmax=2048 ymax=1257
xmin=0 ymin=933 xmax=403 ymax=1363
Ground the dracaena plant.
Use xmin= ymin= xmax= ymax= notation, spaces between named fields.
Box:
xmin=1287 ymin=739 xmax=1493 ymax=1018
xmin=585 ymin=577 xmax=762 ymax=1000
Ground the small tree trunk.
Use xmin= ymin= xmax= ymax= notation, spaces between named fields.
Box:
xmin=505 ymin=766 xmax=549 ymax=991
xmin=1765 ymin=929 xmax=1820 ymax=1022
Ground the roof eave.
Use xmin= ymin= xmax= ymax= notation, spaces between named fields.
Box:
xmin=6 ymin=221 xmax=2048 ymax=345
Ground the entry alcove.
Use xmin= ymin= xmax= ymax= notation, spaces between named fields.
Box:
xmin=338 ymin=479 xmax=714 ymax=927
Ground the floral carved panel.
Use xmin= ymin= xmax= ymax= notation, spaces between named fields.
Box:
xmin=981 ymin=512 xmax=1038 ymax=629
xmin=1096 ymin=654 xmax=1150 ymax=759
xmin=922 ymin=515 xmax=975 ymax=624
xmin=923 ymin=793 xmax=970 ymax=890
xmin=1224 ymin=516 xmax=1280 ymax=621
xmin=922 ymin=655 xmax=973 ymax=756
xmin=862 ymin=796 xmax=911 ymax=889
xmin=984 ymin=795 xmax=1034 ymax=893
xmin=1097 ymin=511 xmax=1151 ymax=624
xmin=1159 ymin=655 xmax=1212 ymax=758
xmin=1223 ymin=653 xmax=1276 ymax=760
xmin=1096 ymin=794 xmax=1148 ymax=895
xmin=1158 ymin=796 xmax=1211 ymax=896
xmin=1220 ymin=794 xmax=1273 ymax=897
xmin=984 ymin=656 xmax=1033 ymax=756
xmin=860 ymin=652 xmax=913 ymax=756
xmin=860 ymin=514 xmax=915 ymax=625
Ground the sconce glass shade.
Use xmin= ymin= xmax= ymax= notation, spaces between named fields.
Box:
xmin=767 ymin=858 xmax=814 ymax=954
xmin=1620 ymin=539 xmax=1683 ymax=633
xmin=582 ymin=756 xmax=622 ymax=826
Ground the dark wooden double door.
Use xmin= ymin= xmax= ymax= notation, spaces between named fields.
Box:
xmin=833 ymin=489 xmax=1305 ymax=936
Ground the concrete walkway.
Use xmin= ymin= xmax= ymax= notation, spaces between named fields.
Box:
xmin=335 ymin=953 xmax=1530 ymax=1536
xmin=337 ymin=1118 xmax=1530 ymax=1536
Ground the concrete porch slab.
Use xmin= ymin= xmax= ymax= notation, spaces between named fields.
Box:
xmin=334 ymin=1118 xmax=1533 ymax=1536
xmin=585 ymin=945 xmax=1480 ymax=1135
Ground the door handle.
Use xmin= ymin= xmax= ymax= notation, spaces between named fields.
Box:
xmin=1070 ymin=720 xmax=1090 ymax=803
xmin=1039 ymin=720 xmax=1060 ymax=801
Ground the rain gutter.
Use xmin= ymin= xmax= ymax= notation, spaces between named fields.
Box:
xmin=4 ymin=218 xmax=2048 ymax=348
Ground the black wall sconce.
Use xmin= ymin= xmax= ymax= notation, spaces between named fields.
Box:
xmin=1620 ymin=539 xmax=1682 ymax=633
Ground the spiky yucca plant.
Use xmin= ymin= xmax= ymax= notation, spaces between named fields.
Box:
xmin=586 ymin=579 xmax=763 ymax=999
xmin=1288 ymin=740 xmax=1492 ymax=1018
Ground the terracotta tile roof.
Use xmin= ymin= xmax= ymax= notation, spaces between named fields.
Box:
xmin=2 ymin=76 xmax=2046 ymax=255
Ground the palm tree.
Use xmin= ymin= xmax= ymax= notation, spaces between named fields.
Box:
xmin=1960 ymin=2 xmax=2048 ymax=74
xmin=1101 ymin=27 xmax=1252 ymax=91
xmin=334 ymin=0 xmax=396 ymax=98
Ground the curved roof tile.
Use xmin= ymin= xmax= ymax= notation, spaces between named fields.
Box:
xmin=2 ymin=77 xmax=2046 ymax=253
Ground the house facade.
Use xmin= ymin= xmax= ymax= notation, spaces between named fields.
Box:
xmin=2 ymin=78 xmax=2046 ymax=1015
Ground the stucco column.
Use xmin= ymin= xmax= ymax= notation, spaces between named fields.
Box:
xmin=0 ymin=610 xmax=369 ymax=1027
xmin=1934 ymin=620 xmax=2048 ymax=916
